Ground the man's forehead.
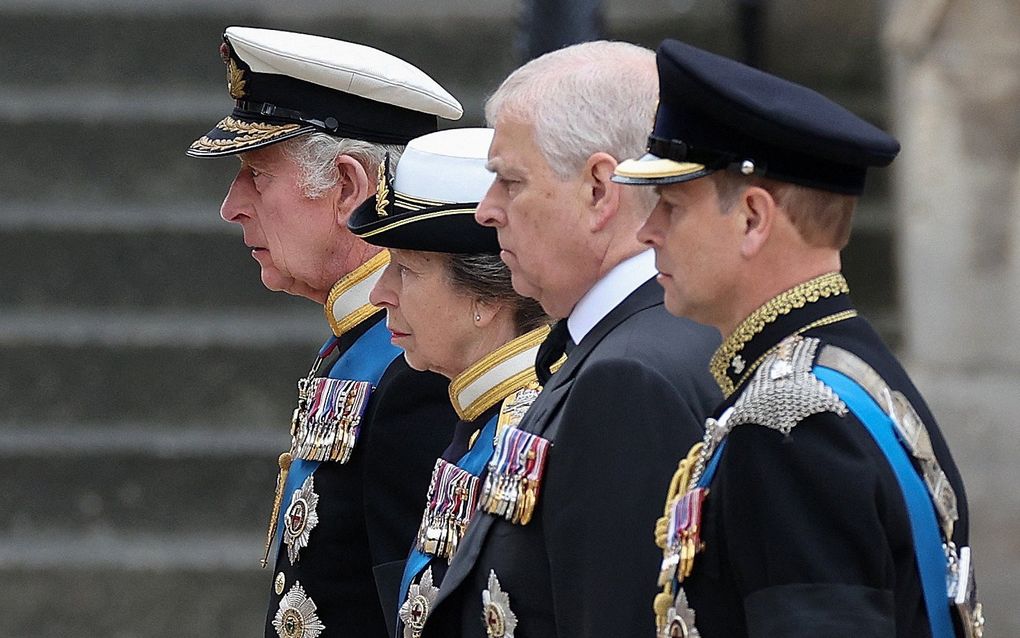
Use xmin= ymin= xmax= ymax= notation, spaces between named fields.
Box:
xmin=239 ymin=145 xmax=286 ymax=168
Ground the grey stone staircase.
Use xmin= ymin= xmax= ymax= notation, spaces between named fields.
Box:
xmin=0 ymin=2 xmax=893 ymax=636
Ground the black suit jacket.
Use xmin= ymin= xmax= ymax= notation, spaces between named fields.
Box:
xmin=264 ymin=312 xmax=457 ymax=638
xmin=422 ymin=279 xmax=721 ymax=638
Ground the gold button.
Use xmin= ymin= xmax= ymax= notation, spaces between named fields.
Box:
xmin=275 ymin=571 xmax=286 ymax=595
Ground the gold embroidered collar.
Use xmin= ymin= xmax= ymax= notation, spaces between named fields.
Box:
xmin=324 ymin=251 xmax=389 ymax=337
xmin=710 ymin=272 xmax=856 ymax=397
xmin=449 ymin=325 xmax=550 ymax=422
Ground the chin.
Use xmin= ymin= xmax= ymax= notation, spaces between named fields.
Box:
xmin=509 ymin=273 xmax=541 ymax=302
xmin=402 ymin=352 xmax=429 ymax=373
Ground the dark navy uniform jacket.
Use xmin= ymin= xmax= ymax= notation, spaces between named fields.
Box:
xmin=678 ymin=273 xmax=969 ymax=637
xmin=265 ymin=256 xmax=457 ymax=638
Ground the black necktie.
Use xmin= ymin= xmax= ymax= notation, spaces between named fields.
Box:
xmin=536 ymin=319 xmax=574 ymax=385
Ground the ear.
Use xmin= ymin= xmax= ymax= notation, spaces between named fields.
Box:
xmin=471 ymin=298 xmax=501 ymax=329
xmin=331 ymin=155 xmax=372 ymax=224
xmin=738 ymin=185 xmax=778 ymax=258
xmin=583 ymin=152 xmax=621 ymax=232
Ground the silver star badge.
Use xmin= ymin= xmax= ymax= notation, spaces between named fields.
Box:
xmin=272 ymin=581 xmax=326 ymax=638
xmin=481 ymin=570 xmax=518 ymax=638
xmin=399 ymin=566 xmax=440 ymax=638
xmin=660 ymin=589 xmax=700 ymax=638
xmin=283 ymin=475 xmax=320 ymax=565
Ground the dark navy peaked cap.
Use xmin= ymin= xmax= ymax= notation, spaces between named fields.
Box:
xmin=614 ymin=40 xmax=900 ymax=195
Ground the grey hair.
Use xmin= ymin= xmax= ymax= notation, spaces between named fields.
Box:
xmin=281 ymin=132 xmax=405 ymax=199
xmin=445 ymin=253 xmax=549 ymax=335
xmin=484 ymin=40 xmax=657 ymax=179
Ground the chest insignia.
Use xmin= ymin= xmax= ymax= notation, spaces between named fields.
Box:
xmin=399 ymin=566 xmax=439 ymax=638
xmin=728 ymin=336 xmax=846 ymax=434
xmin=272 ymin=581 xmax=325 ymax=638
xmin=660 ymin=589 xmax=701 ymax=638
xmin=283 ymin=475 xmax=319 ymax=565
xmin=481 ymin=570 xmax=518 ymax=638
xmin=479 ymin=427 xmax=551 ymax=525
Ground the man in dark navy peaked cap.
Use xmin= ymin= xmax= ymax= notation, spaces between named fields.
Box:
xmin=188 ymin=27 xmax=462 ymax=638
xmin=615 ymin=40 xmax=983 ymax=638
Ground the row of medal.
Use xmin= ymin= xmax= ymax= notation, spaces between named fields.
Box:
xmin=291 ymin=377 xmax=373 ymax=463
xmin=416 ymin=459 xmax=481 ymax=559
xmin=479 ymin=427 xmax=551 ymax=526
xmin=415 ymin=426 xmax=552 ymax=561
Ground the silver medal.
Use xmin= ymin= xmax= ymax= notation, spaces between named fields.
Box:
xmin=481 ymin=570 xmax=518 ymax=638
xmin=283 ymin=475 xmax=320 ymax=565
xmin=399 ymin=566 xmax=440 ymax=638
xmin=661 ymin=589 xmax=700 ymax=638
xmin=272 ymin=581 xmax=326 ymax=638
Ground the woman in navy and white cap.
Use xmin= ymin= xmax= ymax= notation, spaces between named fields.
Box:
xmin=349 ymin=127 xmax=550 ymax=638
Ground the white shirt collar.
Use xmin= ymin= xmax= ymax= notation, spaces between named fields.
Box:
xmin=567 ymin=249 xmax=657 ymax=344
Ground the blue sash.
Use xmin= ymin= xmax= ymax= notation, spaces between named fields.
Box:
xmin=396 ymin=412 xmax=500 ymax=624
xmin=272 ymin=318 xmax=401 ymax=557
xmin=814 ymin=365 xmax=955 ymax=638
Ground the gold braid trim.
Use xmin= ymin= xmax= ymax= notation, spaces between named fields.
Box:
xmin=710 ymin=272 xmax=850 ymax=397
xmin=730 ymin=309 xmax=859 ymax=397
xmin=324 ymin=251 xmax=389 ymax=337
xmin=189 ymin=117 xmax=303 ymax=154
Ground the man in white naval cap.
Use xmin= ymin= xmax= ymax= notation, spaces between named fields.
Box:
xmin=188 ymin=27 xmax=463 ymax=638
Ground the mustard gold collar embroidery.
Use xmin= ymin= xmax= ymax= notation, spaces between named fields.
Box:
xmin=449 ymin=325 xmax=550 ymax=421
xmin=324 ymin=251 xmax=389 ymax=337
xmin=710 ymin=272 xmax=851 ymax=396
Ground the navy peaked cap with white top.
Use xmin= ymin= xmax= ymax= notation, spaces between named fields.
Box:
xmin=188 ymin=26 xmax=463 ymax=157
xmin=348 ymin=128 xmax=499 ymax=254
xmin=614 ymin=39 xmax=900 ymax=194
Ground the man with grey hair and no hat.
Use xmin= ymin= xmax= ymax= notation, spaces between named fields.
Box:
xmin=188 ymin=27 xmax=462 ymax=638
xmin=415 ymin=41 xmax=720 ymax=638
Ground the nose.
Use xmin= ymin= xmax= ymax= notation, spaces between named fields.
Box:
xmin=369 ymin=259 xmax=399 ymax=309
xmin=220 ymin=167 xmax=253 ymax=224
xmin=475 ymin=181 xmax=507 ymax=228
xmin=637 ymin=198 xmax=667 ymax=248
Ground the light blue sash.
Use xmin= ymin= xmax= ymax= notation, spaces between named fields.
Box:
xmin=814 ymin=365 xmax=955 ymax=638
xmin=396 ymin=412 xmax=500 ymax=625
xmin=272 ymin=318 xmax=401 ymax=557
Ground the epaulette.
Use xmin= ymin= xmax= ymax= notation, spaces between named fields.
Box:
xmin=728 ymin=335 xmax=847 ymax=434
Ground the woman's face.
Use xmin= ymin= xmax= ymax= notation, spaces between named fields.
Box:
xmin=369 ymin=248 xmax=481 ymax=378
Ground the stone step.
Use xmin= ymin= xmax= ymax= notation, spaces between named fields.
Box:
xmin=0 ymin=115 xmax=243 ymax=204
xmin=0 ymin=3 xmax=883 ymax=117
xmin=1 ymin=427 xmax=282 ymax=536
xmin=1 ymin=545 xmax=267 ymax=637
xmin=0 ymin=213 xmax=313 ymax=310
xmin=0 ymin=310 xmax=325 ymax=425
